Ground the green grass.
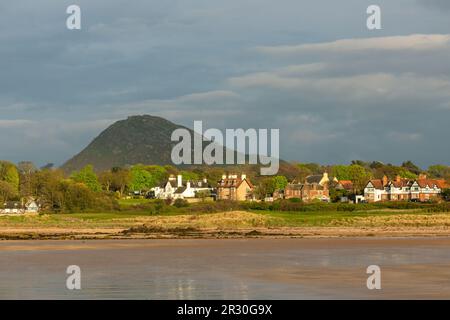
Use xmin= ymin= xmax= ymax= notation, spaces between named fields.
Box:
xmin=248 ymin=209 xmax=433 ymax=227
xmin=1 ymin=200 xmax=450 ymax=231
xmin=117 ymin=198 xmax=154 ymax=207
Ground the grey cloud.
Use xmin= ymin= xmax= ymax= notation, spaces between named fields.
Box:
xmin=417 ymin=0 xmax=450 ymax=11
xmin=0 ymin=1 xmax=449 ymax=167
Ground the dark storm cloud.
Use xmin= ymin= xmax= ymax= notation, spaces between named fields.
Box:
xmin=0 ymin=0 xmax=449 ymax=168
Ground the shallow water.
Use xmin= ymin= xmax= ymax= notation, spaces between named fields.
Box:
xmin=1 ymin=238 xmax=450 ymax=299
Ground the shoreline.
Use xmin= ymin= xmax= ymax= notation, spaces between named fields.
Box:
xmin=2 ymin=226 xmax=450 ymax=240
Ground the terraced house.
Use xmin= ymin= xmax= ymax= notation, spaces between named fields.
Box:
xmin=364 ymin=174 xmax=447 ymax=202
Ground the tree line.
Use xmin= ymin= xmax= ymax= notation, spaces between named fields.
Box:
xmin=0 ymin=160 xmax=448 ymax=212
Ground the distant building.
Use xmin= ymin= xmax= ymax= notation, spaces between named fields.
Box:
xmin=151 ymin=174 xmax=213 ymax=200
xmin=0 ymin=199 xmax=39 ymax=214
xmin=335 ymin=180 xmax=354 ymax=193
xmin=284 ymin=172 xmax=330 ymax=202
xmin=217 ymin=174 xmax=254 ymax=201
xmin=305 ymin=172 xmax=336 ymax=186
xmin=364 ymin=174 xmax=447 ymax=202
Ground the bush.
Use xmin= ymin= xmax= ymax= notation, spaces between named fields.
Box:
xmin=173 ymin=199 xmax=189 ymax=208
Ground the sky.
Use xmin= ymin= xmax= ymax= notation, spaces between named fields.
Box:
xmin=0 ymin=0 xmax=449 ymax=168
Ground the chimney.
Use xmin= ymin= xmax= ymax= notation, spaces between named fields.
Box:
xmin=419 ymin=173 xmax=427 ymax=180
xmin=241 ymin=174 xmax=247 ymax=180
xmin=203 ymin=178 xmax=207 ymax=183
xmin=186 ymin=181 xmax=191 ymax=189
xmin=382 ymin=175 xmax=388 ymax=186
xmin=177 ymin=174 xmax=182 ymax=187
xmin=222 ymin=174 xmax=226 ymax=180
xmin=395 ymin=175 xmax=401 ymax=183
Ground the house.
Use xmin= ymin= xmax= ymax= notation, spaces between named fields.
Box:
xmin=151 ymin=174 xmax=213 ymax=200
xmin=0 ymin=199 xmax=39 ymax=214
xmin=335 ymin=180 xmax=354 ymax=193
xmin=173 ymin=178 xmax=213 ymax=200
xmin=217 ymin=174 xmax=254 ymax=201
xmin=305 ymin=172 xmax=336 ymax=186
xmin=364 ymin=174 xmax=447 ymax=202
xmin=284 ymin=172 xmax=331 ymax=202
xmin=285 ymin=181 xmax=329 ymax=202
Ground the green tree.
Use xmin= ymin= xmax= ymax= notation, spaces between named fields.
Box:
xmin=0 ymin=161 xmax=19 ymax=193
xmin=348 ymin=164 xmax=372 ymax=193
xmin=331 ymin=165 xmax=351 ymax=180
xmin=442 ymin=189 xmax=450 ymax=201
xmin=272 ymin=175 xmax=288 ymax=191
xmin=71 ymin=165 xmax=101 ymax=192
xmin=295 ymin=164 xmax=312 ymax=182
xmin=129 ymin=165 xmax=153 ymax=192
xmin=428 ymin=165 xmax=450 ymax=181
xmin=18 ymin=161 xmax=37 ymax=197
xmin=99 ymin=170 xmax=114 ymax=192
xmin=255 ymin=178 xmax=276 ymax=199
xmin=397 ymin=168 xmax=417 ymax=179
xmin=297 ymin=163 xmax=322 ymax=175
xmin=401 ymin=161 xmax=422 ymax=175
xmin=180 ymin=170 xmax=199 ymax=182
xmin=110 ymin=167 xmax=131 ymax=197
xmin=0 ymin=180 xmax=18 ymax=202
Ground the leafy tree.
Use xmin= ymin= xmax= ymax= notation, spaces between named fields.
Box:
xmin=30 ymin=169 xmax=65 ymax=210
xmin=298 ymin=163 xmax=322 ymax=175
xmin=99 ymin=170 xmax=114 ymax=192
xmin=145 ymin=165 xmax=168 ymax=186
xmin=329 ymin=187 xmax=349 ymax=203
xmin=295 ymin=164 xmax=312 ymax=182
xmin=18 ymin=161 xmax=37 ymax=197
xmin=351 ymin=160 xmax=370 ymax=168
xmin=397 ymin=168 xmax=417 ymax=179
xmin=348 ymin=164 xmax=372 ymax=193
xmin=71 ymin=165 xmax=102 ymax=192
xmin=401 ymin=161 xmax=422 ymax=175
xmin=0 ymin=161 xmax=19 ymax=193
xmin=442 ymin=189 xmax=450 ymax=202
xmin=180 ymin=170 xmax=199 ymax=182
xmin=272 ymin=175 xmax=288 ymax=191
xmin=369 ymin=161 xmax=385 ymax=170
xmin=331 ymin=165 xmax=351 ymax=180
xmin=428 ymin=165 xmax=450 ymax=181
xmin=255 ymin=178 xmax=276 ymax=199
xmin=0 ymin=180 xmax=18 ymax=202
xmin=110 ymin=167 xmax=131 ymax=197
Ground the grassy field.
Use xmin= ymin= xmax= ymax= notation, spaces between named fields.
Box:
xmin=1 ymin=199 xmax=450 ymax=239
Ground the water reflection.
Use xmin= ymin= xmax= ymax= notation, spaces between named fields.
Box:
xmin=0 ymin=239 xmax=450 ymax=299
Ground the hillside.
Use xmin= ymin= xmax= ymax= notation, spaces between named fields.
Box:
xmin=62 ymin=115 xmax=193 ymax=172
xmin=61 ymin=115 xmax=299 ymax=177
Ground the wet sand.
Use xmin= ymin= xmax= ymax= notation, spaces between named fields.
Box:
xmin=1 ymin=238 xmax=450 ymax=299
xmin=2 ymin=226 xmax=450 ymax=240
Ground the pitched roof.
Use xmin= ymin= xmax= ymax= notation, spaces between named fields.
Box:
xmin=417 ymin=179 xmax=447 ymax=189
xmin=174 ymin=187 xmax=187 ymax=194
xmin=306 ymin=175 xmax=323 ymax=184
xmin=368 ymin=179 xmax=384 ymax=190
xmin=218 ymin=178 xmax=253 ymax=189
xmin=390 ymin=179 xmax=413 ymax=188
xmin=338 ymin=180 xmax=354 ymax=190
xmin=286 ymin=182 xmax=324 ymax=191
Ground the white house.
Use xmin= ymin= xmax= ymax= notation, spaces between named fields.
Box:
xmin=151 ymin=175 xmax=213 ymax=200
xmin=364 ymin=175 xmax=447 ymax=202
xmin=0 ymin=199 xmax=40 ymax=214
